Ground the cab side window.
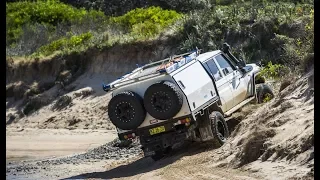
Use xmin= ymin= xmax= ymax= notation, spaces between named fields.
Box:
xmin=215 ymin=54 xmax=235 ymax=76
xmin=204 ymin=58 xmax=222 ymax=81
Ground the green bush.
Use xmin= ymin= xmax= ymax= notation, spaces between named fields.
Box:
xmin=35 ymin=32 xmax=93 ymax=56
xmin=6 ymin=0 xmax=105 ymax=44
xmin=6 ymin=2 xmax=183 ymax=56
xmin=6 ymin=0 xmax=313 ymax=65
xmin=176 ymin=1 xmax=313 ymax=68
xmin=110 ymin=6 xmax=183 ymax=37
xmin=61 ymin=0 xmax=206 ymax=16
xmin=259 ymin=61 xmax=290 ymax=80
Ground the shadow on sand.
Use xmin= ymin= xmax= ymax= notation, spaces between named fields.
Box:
xmin=61 ymin=141 xmax=217 ymax=180
xmin=62 ymin=116 xmax=241 ymax=180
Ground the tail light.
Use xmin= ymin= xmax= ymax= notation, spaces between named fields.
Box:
xmin=173 ymin=118 xmax=191 ymax=126
xmin=124 ymin=133 xmax=136 ymax=140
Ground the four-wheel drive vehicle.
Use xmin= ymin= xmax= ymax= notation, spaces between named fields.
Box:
xmin=103 ymin=43 xmax=274 ymax=161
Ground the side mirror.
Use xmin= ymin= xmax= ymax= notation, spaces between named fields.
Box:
xmin=257 ymin=61 xmax=262 ymax=67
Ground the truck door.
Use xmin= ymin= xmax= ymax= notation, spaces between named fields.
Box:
xmin=231 ymin=68 xmax=251 ymax=105
xmin=202 ymin=58 xmax=234 ymax=112
xmin=214 ymin=54 xmax=247 ymax=107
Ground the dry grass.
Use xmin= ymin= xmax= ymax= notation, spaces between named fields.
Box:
xmin=22 ymin=94 xmax=53 ymax=115
xmin=73 ymin=87 xmax=95 ymax=99
xmin=6 ymin=81 xmax=29 ymax=100
xmin=52 ymin=95 xmax=72 ymax=111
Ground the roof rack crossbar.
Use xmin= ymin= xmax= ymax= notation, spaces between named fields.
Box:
xmin=141 ymin=50 xmax=198 ymax=70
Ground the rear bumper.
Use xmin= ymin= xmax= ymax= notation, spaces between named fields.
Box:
xmin=117 ymin=115 xmax=193 ymax=156
xmin=117 ymin=115 xmax=192 ymax=140
xmin=140 ymin=130 xmax=188 ymax=156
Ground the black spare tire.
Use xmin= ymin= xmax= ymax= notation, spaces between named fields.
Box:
xmin=108 ymin=91 xmax=146 ymax=130
xmin=144 ymin=81 xmax=183 ymax=120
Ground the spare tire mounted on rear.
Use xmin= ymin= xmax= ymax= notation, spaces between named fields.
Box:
xmin=108 ymin=91 xmax=146 ymax=130
xmin=144 ymin=81 xmax=183 ymax=120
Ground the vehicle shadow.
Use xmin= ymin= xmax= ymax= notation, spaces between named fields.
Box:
xmin=61 ymin=141 xmax=217 ymax=180
xmin=62 ymin=117 xmax=242 ymax=180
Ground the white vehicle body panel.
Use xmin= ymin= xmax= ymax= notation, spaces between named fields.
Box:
xmin=231 ymin=69 xmax=251 ymax=106
xmin=214 ymin=75 xmax=233 ymax=112
xmin=171 ymin=61 xmax=217 ymax=111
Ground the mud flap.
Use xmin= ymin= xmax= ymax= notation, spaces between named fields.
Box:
xmin=198 ymin=126 xmax=214 ymax=141
xmin=197 ymin=110 xmax=214 ymax=141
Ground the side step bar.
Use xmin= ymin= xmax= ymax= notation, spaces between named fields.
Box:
xmin=224 ymin=96 xmax=256 ymax=117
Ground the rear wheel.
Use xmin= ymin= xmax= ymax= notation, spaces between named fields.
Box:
xmin=209 ymin=111 xmax=229 ymax=147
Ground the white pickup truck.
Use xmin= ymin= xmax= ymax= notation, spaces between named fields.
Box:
xmin=103 ymin=43 xmax=274 ymax=160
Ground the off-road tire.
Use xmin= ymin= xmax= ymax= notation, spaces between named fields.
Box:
xmin=108 ymin=91 xmax=146 ymax=130
xmin=144 ymin=81 xmax=183 ymax=120
xmin=256 ymin=83 xmax=274 ymax=104
xmin=209 ymin=111 xmax=229 ymax=147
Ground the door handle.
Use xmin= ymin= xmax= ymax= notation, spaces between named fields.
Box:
xmin=178 ymin=80 xmax=186 ymax=89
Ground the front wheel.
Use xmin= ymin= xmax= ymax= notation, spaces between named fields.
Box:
xmin=209 ymin=111 xmax=230 ymax=147
xmin=256 ymin=84 xmax=274 ymax=103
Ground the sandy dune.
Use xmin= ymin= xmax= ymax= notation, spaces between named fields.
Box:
xmin=6 ymin=68 xmax=314 ymax=180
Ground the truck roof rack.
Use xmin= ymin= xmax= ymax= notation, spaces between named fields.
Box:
xmin=140 ymin=49 xmax=200 ymax=70
xmin=103 ymin=49 xmax=201 ymax=92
